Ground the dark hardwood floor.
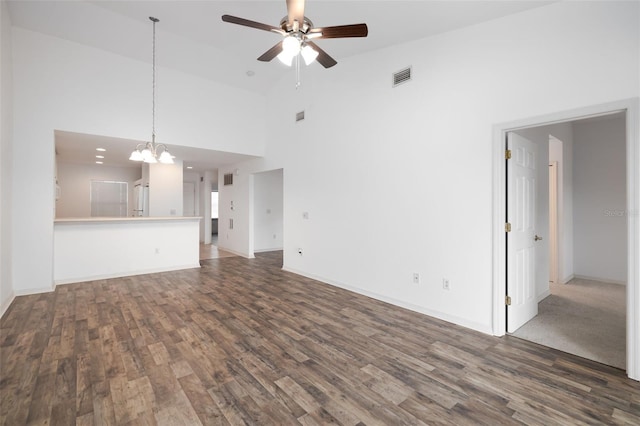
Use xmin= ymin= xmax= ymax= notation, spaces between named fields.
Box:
xmin=1 ymin=251 xmax=639 ymax=425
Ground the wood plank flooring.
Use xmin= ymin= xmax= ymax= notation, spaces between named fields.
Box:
xmin=199 ymin=243 xmax=237 ymax=260
xmin=1 ymin=251 xmax=639 ymax=425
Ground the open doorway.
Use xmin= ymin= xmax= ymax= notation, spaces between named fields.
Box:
xmin=492 ymin=99 xmax=639 ymax=380
xmin=251 ymin=169 xmax=284 ymax=266
xmin=507 ymin=113 xmax=627 ymax=369
xmin=211 ymin=190 xmax=219 ymax=245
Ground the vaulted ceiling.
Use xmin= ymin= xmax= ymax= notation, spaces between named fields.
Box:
xmin=11 ymin=1 xmax=557 ymax=170
xmin=8 ymin=1 xmax=555 ymax=94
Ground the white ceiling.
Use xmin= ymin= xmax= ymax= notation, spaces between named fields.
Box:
xmin=15 ymin=1 xmax=556 ymax=172
xmin=7 ymin=0 xmax=556 ymax=94
xmin=55 ymin=130 xmax=259 ymax=173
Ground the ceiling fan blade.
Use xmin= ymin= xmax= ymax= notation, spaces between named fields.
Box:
xmin=222 ymin=15 xmax=284 ymax=35
xmin=257 ymin=41 xmax=284 ymax=62
xmin=286 ymin=0 xmax=305 ymax=29
xmin=306 ymin=41 xmax=337 ymax=68
xmin=308 ymin=23 xmax=368 ymax=39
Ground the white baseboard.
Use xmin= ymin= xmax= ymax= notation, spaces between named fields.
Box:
xmin=0 ymin=291 xmax=15 ymax=319
xmin=537 ymin=289 xmax=551 ymax=302
xmin=281 ymin=266 xmax=493 ymax=336
xmin=253 ymin=247 xmax=283 ymax=254
xmin=561 ymin=274 xmax=575 ymax=285
xmin=572 ymin=274 xmax=626 ymax=286
xmin=54 ymin=263 xmax=201 ymax=285
xmin=217 ymin=247 xmax=253 ymax=259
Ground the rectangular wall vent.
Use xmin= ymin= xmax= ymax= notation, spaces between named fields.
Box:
xmin=392 ymin=66 xmax=412 ymax=87
xmin=296 ymin=111 xmax=305 ymax=122
xmin=223 ymin=173 xmax=233 ymax=186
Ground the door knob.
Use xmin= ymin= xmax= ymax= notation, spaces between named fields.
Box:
xmin=534 ymin=235 xmax=543 ymax=241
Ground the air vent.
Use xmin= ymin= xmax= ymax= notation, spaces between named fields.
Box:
xmin=223 ymin=173 xmax=233 ymax=186
xmin=392 ymin=66 xmax=412 ymax=87
xmin=296 ymin=111 xmax=305 ymax=122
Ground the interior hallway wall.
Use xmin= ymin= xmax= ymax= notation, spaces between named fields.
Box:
xmin=573 ymin=115 xmax=627 ymax=284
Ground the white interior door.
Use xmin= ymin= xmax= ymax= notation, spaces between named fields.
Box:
xmin=507 ymin=132 xmax=539 ymax=333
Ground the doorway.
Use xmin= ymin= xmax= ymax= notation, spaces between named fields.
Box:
xmin=492 ymin=99 xmax=640 ymax=380
xmin=506 ymin=114 xmax=627 ymax=369
xmin=250 ymin=169 xmax=284 ymax=263
xmin=211 ymin=190 xmax=219 ymax=245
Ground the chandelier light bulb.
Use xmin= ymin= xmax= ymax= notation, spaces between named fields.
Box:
xmin=129 ymin=150 xmax=144 ymax=161
xmin=158 ymin=150 xmax=174 ymax=164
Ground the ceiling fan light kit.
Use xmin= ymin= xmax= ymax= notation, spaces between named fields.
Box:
xmin=222 ymin=0 xmax=367 ymax=71
xmin=277 ymin=35 xmax=302 ymax=65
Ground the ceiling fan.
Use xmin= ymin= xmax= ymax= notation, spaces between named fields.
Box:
xmin=221 ymin=0 xmax=368 ymax=68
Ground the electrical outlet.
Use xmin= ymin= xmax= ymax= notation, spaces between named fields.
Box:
xmin=302 ymin=212 xmax=309 ymax=220
xmin=412 ymin=273 xmax=420 ymax=284
xmin=155 ymin=248 xmax=160 ymax=254
xmin=443 ymin=278 xmax=450 ymax=290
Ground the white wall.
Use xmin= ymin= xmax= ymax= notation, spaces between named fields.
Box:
xmin=9 ymin=27 xmax=265 ymax=295
xmin=220 ymin=1 xmax=639 ymax=333
xmin=573 ymin=115 xmax=627 ymax=284
xmin=253 ymin=169 xmax=284 ymax=252
xmin=55 ymin=162 xmax=141 ymax=218
xmin=148 ymin=160 xmax=183 ymax=217
xmin=183 ymin=170 xmax=202 ymax=217
xmin=0 ymin=0 xmax=14 ymax=315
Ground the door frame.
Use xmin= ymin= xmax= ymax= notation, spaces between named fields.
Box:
xmin=491 ymin=98 xmax=639 ymax=381
xmin=549 ymin=161 xmax=559 ymax=285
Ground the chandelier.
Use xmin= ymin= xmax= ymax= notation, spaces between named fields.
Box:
xmin=129 ymin=17 xmax=174 ymax=164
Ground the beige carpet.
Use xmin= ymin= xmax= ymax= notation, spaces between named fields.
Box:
xmin=511 ymin=278 xmax=626 ymax=370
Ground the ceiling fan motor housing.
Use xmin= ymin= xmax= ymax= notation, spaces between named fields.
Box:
xmin=280 ymin=16 xmax=313 ymax=34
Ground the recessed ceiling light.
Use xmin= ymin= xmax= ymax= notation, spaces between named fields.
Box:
xmin=96 ymin=148 xmax=106 ymax=152
xmin=96 ymin=155 xmax=104 ymax=159
xmin=187 ymin=166 xmax=193 ymax=169
xmin=246 ymin=70 xmax=255 ymax=77
xmin=95 ymin=161 xmax=103 ymax=164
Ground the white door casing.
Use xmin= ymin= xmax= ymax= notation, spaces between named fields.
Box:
xmin=549 ymin=162 xmax=559 ymax=285
xmin=507 ymin=132 xmax=539 ymax=333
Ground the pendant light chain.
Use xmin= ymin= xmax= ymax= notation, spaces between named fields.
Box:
xmin=128 ymin=16 xmax=174 ymax=164
xmin=295 ymin=53 xmax=301 ymax=89
xmin=151 ymin=17 xmax=158 ymax=143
